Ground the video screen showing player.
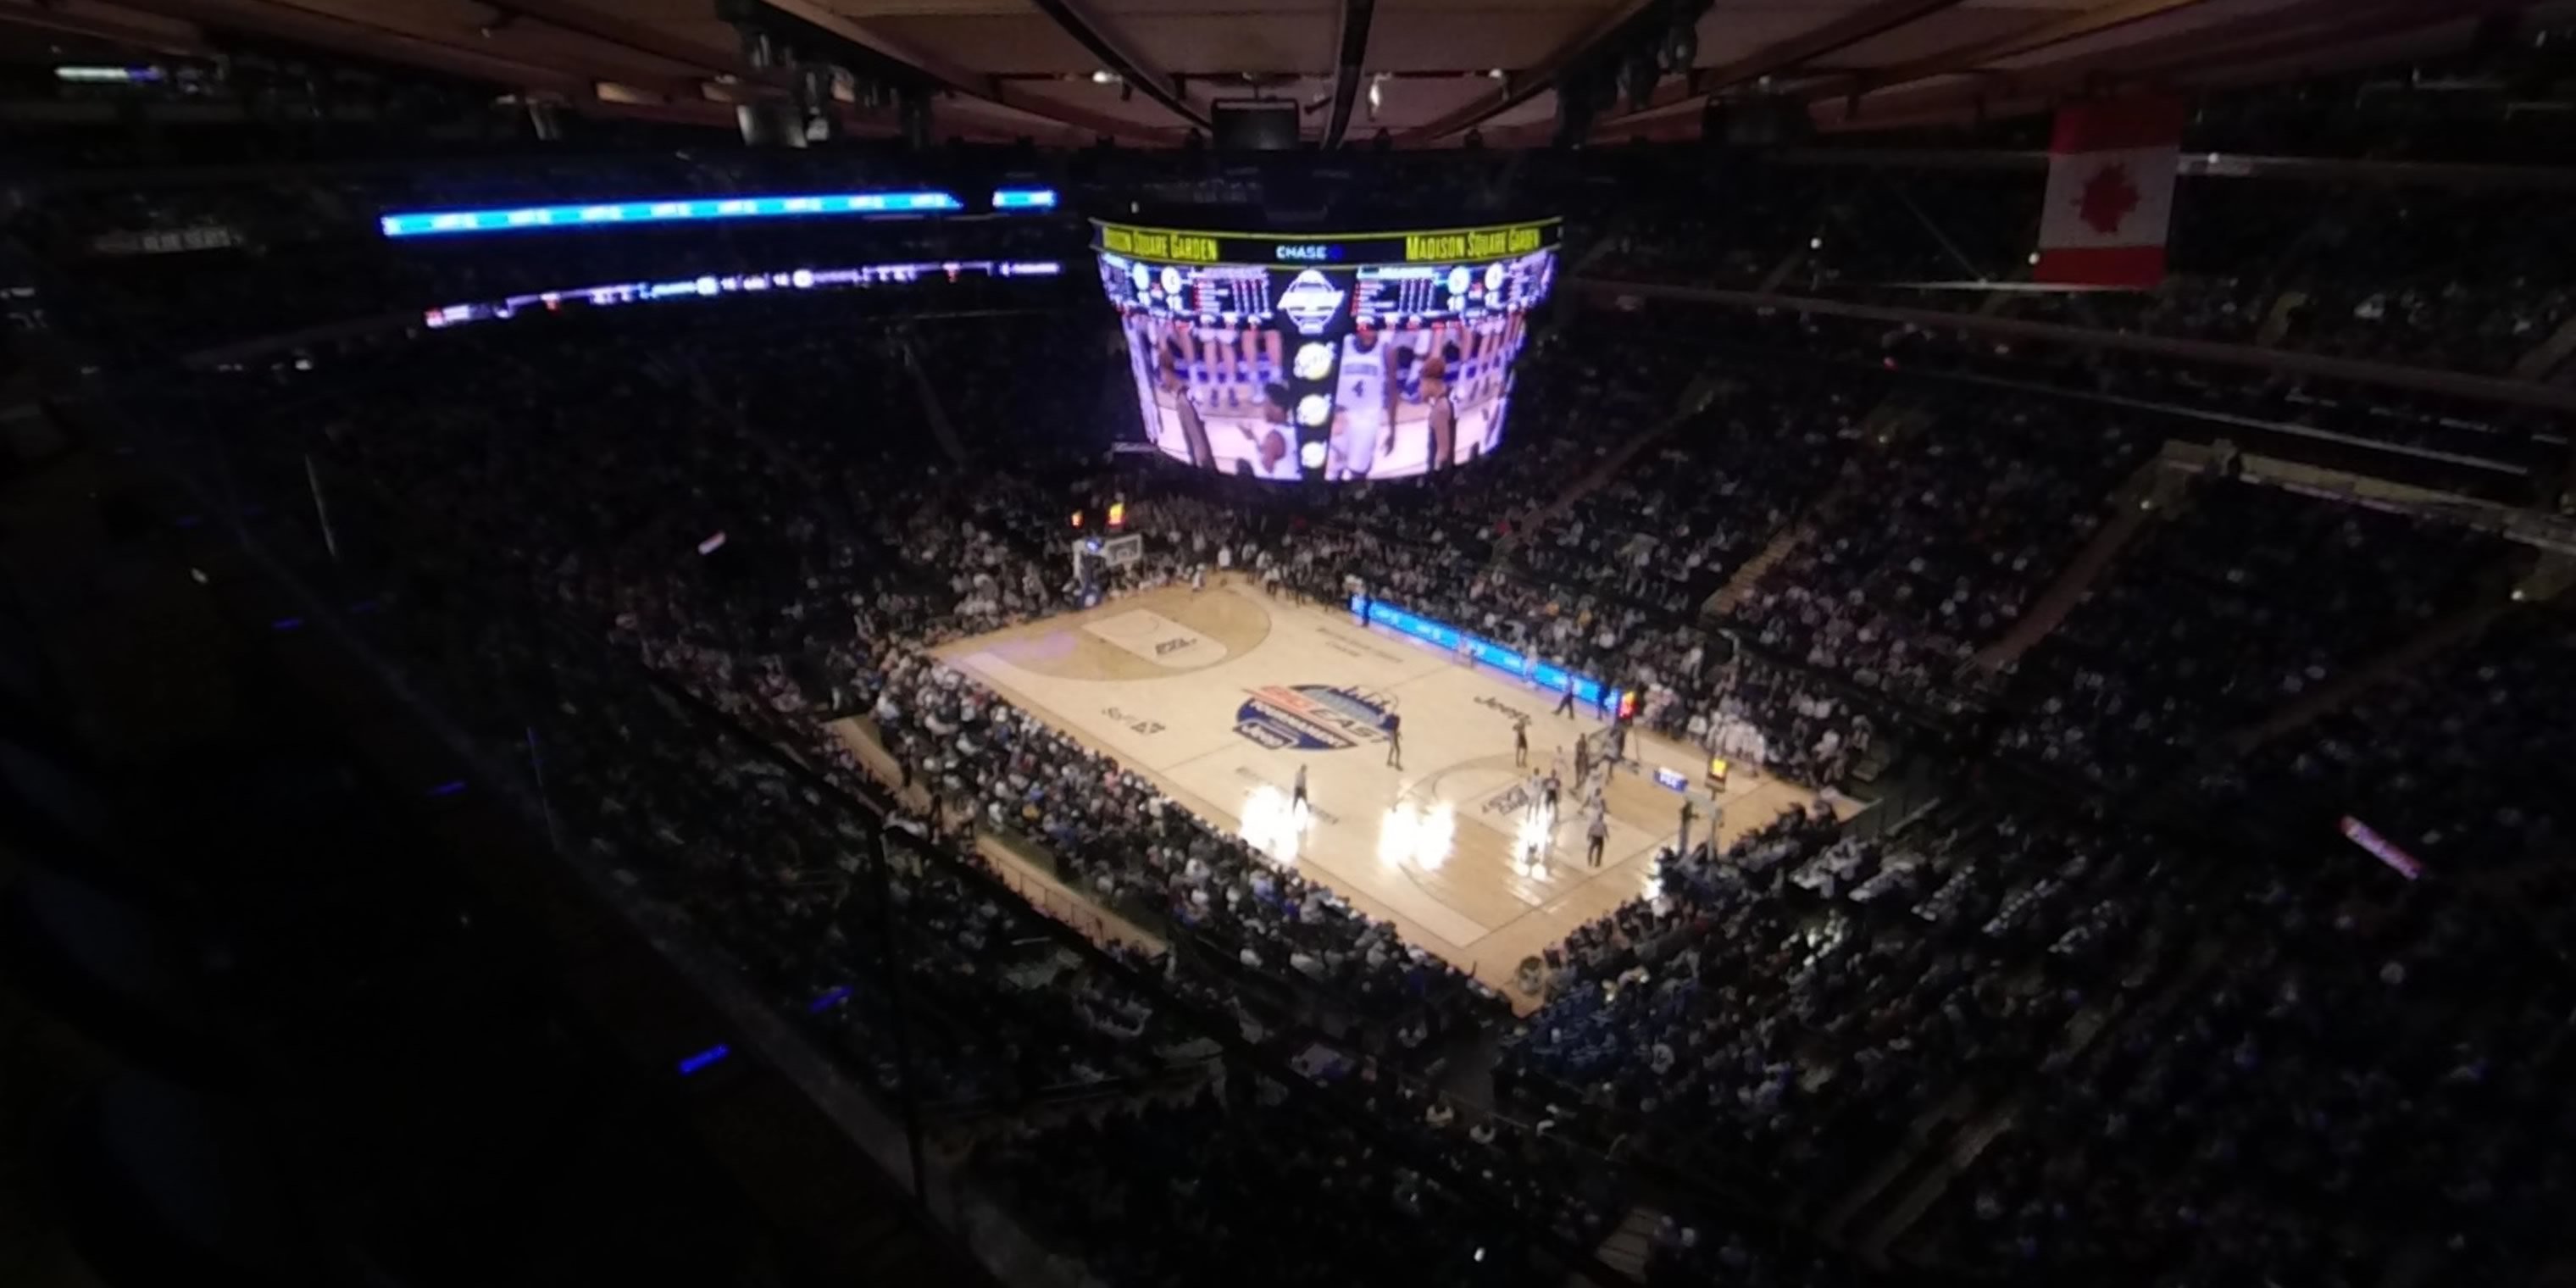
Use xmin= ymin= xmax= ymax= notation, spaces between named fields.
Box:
xmin=1357 ymin=312 xmax=1527 ymax=478
xmin=1101 ymin=242 xmax=1552 ymax=482
xmin=1123 ymin=312 xmax=1296 ymax=479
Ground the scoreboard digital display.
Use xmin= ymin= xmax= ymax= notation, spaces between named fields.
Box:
xmin=1093 ymin=219 xmax=1558 ymax=268
xmin=1092 ymin=219 xmax=1559 ymax=482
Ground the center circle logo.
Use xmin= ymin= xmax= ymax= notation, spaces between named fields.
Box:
xmin=1234 ymin=684 xmax=1396 ymax=752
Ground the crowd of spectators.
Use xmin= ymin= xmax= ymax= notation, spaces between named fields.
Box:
xmin=1907 ymin=853 xmax=2573 ymax=1285
xmin=175 ymin=301 xmax=1679 ymax=1284
xmin=1521 ymin=345 xmax=1861 ymax=620
xmin=1500 ymin=797 xmax=2197 ymax=1223
xmin=1579 ymin=160 xmax=2576 ymax=384
xmin=2217 ymin=602 xmax=2576 ymax=876
xmin=1728 ymin=395 xmax=2155 ymax=717
xmin=1998 ymin=476 xmax=2512 ymax=789
xmin=44 ymin=141 xmax=2573 ymax=1288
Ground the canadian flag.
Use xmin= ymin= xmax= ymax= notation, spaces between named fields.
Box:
xmin=2033 ymin=97 xmax=2187 ymax=289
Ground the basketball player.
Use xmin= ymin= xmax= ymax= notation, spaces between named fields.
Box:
xmin=1420 ymin=349 xmax=1457 ymax=473
xmin=1383 ymin=713 xmax=1402 ymax=769
xmin=1159 ymin=344 xmax=1216 ymax=469
xmin=1522 ymin=768 xmax=1546 ymax=819
xmin=1513 ymin=720 xmax=1529 ymax=768
xmin=1543 ymin=769 xmax=1562 ymax=820
xmin=1586 ymin=811 xmax=1608 ymax=868
xmin=1235 ymin=382 xmax=1301 ymax=481
xmin=1331 ymin=323 xmax=1396 ymax=480
xmin=1201 ymin=317 xmax=1241 ymax=407
xmin=1292 ymin=763 xmax=1308 ymax=812
xmin=1574 ymin=733 xmax=1591 ymax=787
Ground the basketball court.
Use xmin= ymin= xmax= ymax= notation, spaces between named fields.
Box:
xmin=932 ymin=576 xmax=1846 ymax=1006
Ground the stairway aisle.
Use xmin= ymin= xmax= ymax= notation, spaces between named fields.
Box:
xmin=896 ymin=334 xmax=974 ymax=467
xmin=1505 ymin=390 xmax=1722 ymax=552
xmin=2509 ymin=311 xmax=2576 ymax=381
xmin=1702 ymin=523 xmax=1809 ymax=619
xmin=2223 ymin=595 xmax=2514 ymax=755
xmin=1563 ymin=1203 xmax=1664 ymax=1287
xmin=1969 ymin=452 xmax=2175 ymax=672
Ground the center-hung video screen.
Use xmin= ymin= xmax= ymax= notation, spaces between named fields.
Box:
xmin=1093 ymin=220 xmax=1557 ymax=482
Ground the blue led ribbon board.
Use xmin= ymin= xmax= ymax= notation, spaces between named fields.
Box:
xmin=379 ymin=192 xmax=966 ymax=239
xmin=1352 ymin=597 xmax=1615 ymax=708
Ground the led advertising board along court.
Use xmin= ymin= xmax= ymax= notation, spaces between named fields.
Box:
xmin=1091 ymin=219 xmax=1563 ymax=268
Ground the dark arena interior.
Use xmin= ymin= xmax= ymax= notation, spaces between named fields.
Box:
xmin=4 ymin=3 xmax=2576 ymax=1286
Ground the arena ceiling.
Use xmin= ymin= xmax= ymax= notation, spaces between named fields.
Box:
xmin=0 ymin=0 xmax=2548 ymax=145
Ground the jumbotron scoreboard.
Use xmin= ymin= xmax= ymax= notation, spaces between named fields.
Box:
xmin=1093 ymin=218 xmax=1559 ymax=483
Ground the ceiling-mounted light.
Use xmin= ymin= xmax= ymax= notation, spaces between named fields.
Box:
xmin=1367 ymin=75 xmax=1384 ymax=119
xmin=1487 ymin=68 xmax=1506 ymax=80
xmin=1090 ymin=69 xmax=1119 ymax=85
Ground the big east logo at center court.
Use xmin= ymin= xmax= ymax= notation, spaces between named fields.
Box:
xmin=1235 ymin=684 xmax=1396 ymax=752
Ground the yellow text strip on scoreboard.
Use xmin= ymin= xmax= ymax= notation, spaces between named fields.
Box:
xmin=1402 ymin=225 xmax=1547 ymax=263
xmin=1098 ymin=225 xmax=1223 ymax=264
xmin=1092 ymin=219 xmax=1559 ymax=266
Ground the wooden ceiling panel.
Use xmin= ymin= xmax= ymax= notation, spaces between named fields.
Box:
xmin=1119 ymin=12 xmax=1337 ymax=75
xmin=31 ymin=0 xmax=2496 ymax=143
xmin=1001 ymin=77 xmax=1191 ymax=130
xmin=1332 ymin=74 xmax=1496 ymax=132
xmin=1979 ymin=0 xmax=2273 ymax=67
xmin=1181 ymin=72 xmax=1328 ymax=108
xmin=290 ymin=0 xmax=713 ymax=90
xmin=865 ymin=14 xmax=1097 ymax=74
xmin=0 ymin=0 xmax=208 ymax=55
xmin=1484 ymin=88 xmax=1556 ymax=127
xmin=824 ymin=0 xmax=1027 ymax=14
xmin=1365 ymin=8 xmax=1614 ymax=73
xmin=1686 ymin=6 xmax=1870 ymax=68
xmin=1825 ymin=8 xmax=2045 ymax=64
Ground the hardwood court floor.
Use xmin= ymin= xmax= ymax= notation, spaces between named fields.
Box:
xmin=936 ymin=576 xmax=1834 ymax=1008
